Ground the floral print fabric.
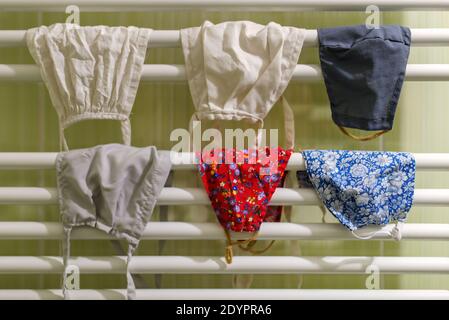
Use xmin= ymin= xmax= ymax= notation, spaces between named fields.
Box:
xmin=301 ymin=150 xmax=416 ymax=230
xmin=198 ymin=148 xmax=292 ymax=232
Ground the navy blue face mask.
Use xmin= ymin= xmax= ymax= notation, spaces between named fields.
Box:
xmin=318 ymin=25 xmax=411 ymax=141
xmin=298 ymin=150 xmax=416 ymax=240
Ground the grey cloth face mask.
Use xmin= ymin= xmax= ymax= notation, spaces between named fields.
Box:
xmin=56 ymin=144 xmax=172 ymax=299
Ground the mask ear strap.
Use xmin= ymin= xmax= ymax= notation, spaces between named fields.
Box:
xmin=121 ymin=118 xmax=132 ymax=146
xmin=110 ymin=240 xmax=147 ymax=291
xmin=351 ymin=229 xmax=378 ymax=240
xmin=281 ymin=96 xmax=295 ymax=150
xmin=224 ymin=229 xmax=234 ymax=264
xmin=256 ymin=119 xmax=265 ymax=149
xmin=320 ymin=205 xmax=327 ymax=223
xmin=59 ymin=118 xmax=132 ymax=151
xmin=188 ymin=113 xmax=201 ymax=153
xmin=224 ymin=229 xmax=261 ymax=264
xmin=126 ymin=245 xmax=137 ymax=300
xmin=62 ymin=226 xmax=72 ymax=300
xmin=351 ymin=221 xmax=404 ymax=241
xmin=238 ymin=239 xmax=275 ymax=254
xmin=338 ymin=126 xmax=389 ymax=141
xmin=59 ymin=123 xmax=69 ymax=152
xmin=390 ymin=221 xmax=403 ymax=241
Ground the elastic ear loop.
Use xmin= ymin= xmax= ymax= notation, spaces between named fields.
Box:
xmin=351 ymin=221 xmax=404 ymax=241
xmin=224 ymin=229 xmax=260 ymax=264
xmin=338 ymin=126 xmax=389 ymax=141
xmin=121 ymin=118 xmax=132 ymax=146
xmin=237 ymin=239 xmax=275 ymax=254
xmin=280 ymin=96 xmax=295 ymax=150
xmin=59 ymin=127 xmax=70 ymax=299
xmin=59 ymin=117 xmax=131 ymax=152
xmin=126 ymin=245 xmax=137 ymax=300
xmin=62 ymin=226 xmax=72 ymax=300
xmin=320 ymin=205 xmax=327 ymax=223
xmin=59 ymin=124 xmax=69 ymax=152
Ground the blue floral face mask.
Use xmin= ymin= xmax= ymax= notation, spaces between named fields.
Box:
xmin=298 ymin=150 xmax=416 ymax=239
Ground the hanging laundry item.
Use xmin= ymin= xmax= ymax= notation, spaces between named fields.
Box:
xmin=181 ymin=20 xmax=304 ymax=128
xmin=199 ymin=148 xmax=291 ymax=228
xmin=181 ymin=21 xmax=305 ymax=263
xmin=56 ymin=144 xmax=172 ymax=300
xmin=318 ymin=25 xmax=411 ymax=140
xmin=199 ymin=147 xmax=291 ymax=262
xmin=26 ymin=24 xmax=152 ymax=150
xmin=299 ymin=150 xmax=416 ymax=239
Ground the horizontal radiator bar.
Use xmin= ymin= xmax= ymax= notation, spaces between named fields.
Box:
xmin=0 ymin=187 xmax=446 ymax=205
xmin=0 ymin=256 xmax=448 ymax=274
xmin=0 ymin=289 xmax=448 ymax=300
xmin=0 ymin=152 xmax=447 ymax=170
xmin=1 ymin=222 xmax=449 ymax=240
xmin=1 ymin=64 xmax=449 ymax=82
xmin=1 ymin=0 xmax=449 ymax=12
xmin=1 ymin=29 xmax=449 ymax=48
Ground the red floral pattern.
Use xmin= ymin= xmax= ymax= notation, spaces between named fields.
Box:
xmin=198 ymin=148 xmax=292 ymax=232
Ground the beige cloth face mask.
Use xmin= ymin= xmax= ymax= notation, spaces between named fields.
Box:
xmin=26 ymin=23 xmax=152 ymax=150
xmin=181 ymin=20 xmax=305 ymax=143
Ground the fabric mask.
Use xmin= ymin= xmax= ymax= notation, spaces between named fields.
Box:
xmin=318 ymin=25 xmax=411 ymax=141
xmin=27 ymin=24 xmax=151 ymax=150
xmin=56 ymin=144 xmax=172 ymax=299
xmin=198 ymin=147 xmax=292 ymax=263
xmin=299 ymin=150 xmax=416 ymax=239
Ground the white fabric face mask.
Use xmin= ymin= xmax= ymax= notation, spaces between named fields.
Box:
xmin=27 ymin=24 xmax=152 ymax=150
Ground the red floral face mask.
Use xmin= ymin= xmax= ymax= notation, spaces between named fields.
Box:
xmin=198 ymin=147 xmax=292 ymax=263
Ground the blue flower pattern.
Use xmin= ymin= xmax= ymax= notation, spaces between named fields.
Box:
xmin=302 ymin=150 xmax=416 ymax=231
